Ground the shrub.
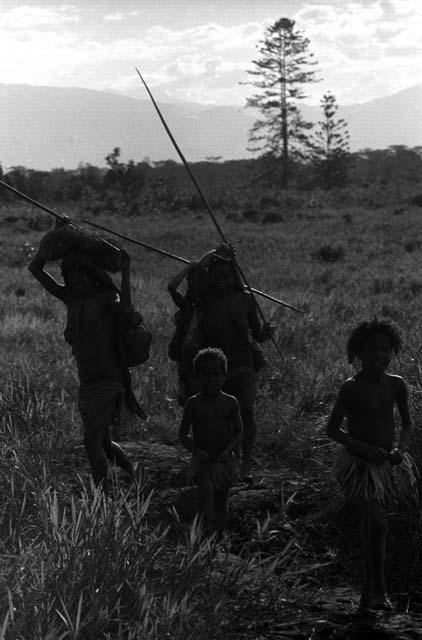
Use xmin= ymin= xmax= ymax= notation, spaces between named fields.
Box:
xmin=410 ymin=194 xmax=422 ymax=207
xmin=312 ymin=245 xmax=345 ymax=263
xmin=242 ymin=208 xmax=260 ymax=221
xmin=261 ymin=210 xmax=284 ymax=224
xmin=404 ymin=239 xmax=422 ymax=253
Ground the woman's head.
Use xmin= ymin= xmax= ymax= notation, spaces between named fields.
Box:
xmin=61 ymin=254 xmax=115 ymax=296
xmin=208 ymin=257 xmax=242 ymax=296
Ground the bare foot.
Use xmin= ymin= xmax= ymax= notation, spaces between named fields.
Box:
xmin=367 ymin=593 xmax=393 ymax=611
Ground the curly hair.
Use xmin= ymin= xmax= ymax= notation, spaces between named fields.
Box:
xmin=193 ymin=347 xmax=228 ymax=376
xmin=346 ymin=319 xmax=402 ymax=364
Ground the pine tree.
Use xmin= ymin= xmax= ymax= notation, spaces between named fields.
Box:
xmin=243 ymin=18 xmax=319 ymax=189
xmin=310 ymin=92 xmax=350 ymax=189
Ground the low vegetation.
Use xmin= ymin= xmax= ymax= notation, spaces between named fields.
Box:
xmin=1 ymin=181 xmax=422 ymax=638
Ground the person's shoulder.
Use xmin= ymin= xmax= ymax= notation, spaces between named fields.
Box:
xmin=385 ymin=372 xmax=404 ymax=381
xmin=220 ymin=391 xmax=240 ymax=406
xmin=339 ymin=376 xmax=357 ymax=396
xmin=341 ymin=375 xmax=357 ymax=389
xmin=385 ymin=372 xmax=407 ymax=389
xmin=185 ymin=392 xmax=203 ymax=407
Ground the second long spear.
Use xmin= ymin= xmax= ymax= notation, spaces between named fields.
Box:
xmin=135 ymin=68 xmax=286 ymax=361
xmin=0 ymin=178 xmax=302 ymax=311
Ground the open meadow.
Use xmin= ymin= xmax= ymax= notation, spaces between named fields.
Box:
xmin=1 ymin=186 xmax=422 ymax=639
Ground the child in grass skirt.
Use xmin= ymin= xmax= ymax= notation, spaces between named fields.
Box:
xmin=326 ymin=319 xmax=418 ymax=611
xmin=179 ymin=348 xmax=243 ymax=537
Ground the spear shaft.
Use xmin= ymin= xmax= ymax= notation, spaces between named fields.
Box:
xmin=0 ymin=179 xmax=303 ymax=312
xmin=135 ymin=68 xmax=286 ymax=359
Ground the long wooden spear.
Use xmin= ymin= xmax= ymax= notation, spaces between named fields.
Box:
xmin=0 ymin=178 xmax=302 ymax=311
xmin=135 ymin=68 xmax=286 ymax=360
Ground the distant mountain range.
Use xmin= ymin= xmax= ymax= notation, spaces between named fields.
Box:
xmin=0 ymin=83 xmax=421 ymax=170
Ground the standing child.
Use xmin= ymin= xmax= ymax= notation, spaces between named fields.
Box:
xmin=326 ymin=319 xmax=418 ymax=611
xmin=179 ymin=347 xmax=243 ymax=537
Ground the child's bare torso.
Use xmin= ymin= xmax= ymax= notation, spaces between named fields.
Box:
xmin=65 ymin=290 xmax=123 ymax=385
xmin=344 ymin=372 xmax=402 ymax=450
xmin=190 ymin=392 xmax=238 ymax=459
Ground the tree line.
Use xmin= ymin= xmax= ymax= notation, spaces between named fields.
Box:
xmin=0 ymin=16 xmax=421 ymax=206
xmin=1 ymin=145 xmax=421 ymax=215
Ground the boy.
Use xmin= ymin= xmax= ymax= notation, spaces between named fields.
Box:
xmin=179 ymin=347 xmax=243 ymax=537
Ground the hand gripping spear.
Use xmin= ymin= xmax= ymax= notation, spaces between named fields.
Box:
xmin=135 ymin=68 xmax=285 ymax=361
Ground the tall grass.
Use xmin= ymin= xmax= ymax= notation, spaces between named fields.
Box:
xmin=0 ymin=469 xmax=287 ymax=639
xmin=1 ymin=190 xmax=422 ymax=635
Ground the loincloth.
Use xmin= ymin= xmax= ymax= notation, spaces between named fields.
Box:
xmin=78 ymin=380 xmax=126 ymax=430
xmin=223 ymin=367 xmax=257 ymax=411
xmin=334 ymin=447 xmax=419 ymax=507
xmin=188 ymin=453 xmax=240 ymax=491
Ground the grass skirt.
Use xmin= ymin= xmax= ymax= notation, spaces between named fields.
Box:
xmin=188 ymin=453 xmax=240 ymax=491
xmin=334 ymin=447 xmax=419 ymax=506
xmin=78 ymin=381 xmax=125 ymax=430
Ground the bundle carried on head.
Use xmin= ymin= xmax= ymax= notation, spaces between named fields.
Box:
xmin=39 ymin=219 xmax=123 ymax=273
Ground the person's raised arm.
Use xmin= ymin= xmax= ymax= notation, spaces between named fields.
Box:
xmin=168 ymin=264 xmax=193 ymax=308
xmin=179 ymin=398 xmax=209 ymax=461
xmin=28 ymin=245 xmax=68 ymax=302
xmin=119 ymin=249 xmax=132 ymax=310
xmin=218 ymin=397 xmax=243 ymax=461
xmin=390 ymin=377 xmax=414 ymax=464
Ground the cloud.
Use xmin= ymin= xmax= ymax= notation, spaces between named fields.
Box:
xmin=291 ymin=0 xmax=422 ymax=102
xmin=0 ymin=5 xmax=79 ymax=29
xmin=103 ymin=13 xmax=124 ymax=22
xmin=1 ymin=1 xmax=421 ymax=107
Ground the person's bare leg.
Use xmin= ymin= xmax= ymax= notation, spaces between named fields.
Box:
xmin=84 ymin=424 xmax=109 ymax=493
xmin=214 ymin=490 xmax=229 ymax=538
xmin=197 ymin=474 xmax=214 ymax=534
xmin=103 ymin=427 xmax=134 ymax=477
xmin=240 ymin=406 xmax=256 ymax=480
xmin=366 ymin=501 xmax=390 ymax=608
xmin=359 ymin=509 xmax=371 ymax=608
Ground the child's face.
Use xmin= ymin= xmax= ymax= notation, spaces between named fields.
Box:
xmin=359 ymin=332 xmax=393 ymax=375
xmin=209 ymin=263 xmax=235 ymax=296
xmin=197 ymin=358 xmax=226 ymax=395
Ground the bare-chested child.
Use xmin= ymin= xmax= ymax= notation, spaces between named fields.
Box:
xmin=29 ymin=240 xmax=143 ymax=494
xmin=326 ymin=319 xmax=417 ymax=611
xmin=198 ymin=247 xmax=273 ymax=481
xmin=179 ymin=347 xmax=243 ymax=537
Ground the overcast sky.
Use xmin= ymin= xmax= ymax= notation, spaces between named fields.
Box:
xmin=1 ymin=0 xmax=421 ymax=107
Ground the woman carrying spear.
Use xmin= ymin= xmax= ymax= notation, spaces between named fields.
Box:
xmin=195 ymin=245 xmax=274 ymax=482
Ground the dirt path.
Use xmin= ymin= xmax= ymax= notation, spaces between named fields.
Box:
xmin=62 ymin=437 xmax=422 ymax=640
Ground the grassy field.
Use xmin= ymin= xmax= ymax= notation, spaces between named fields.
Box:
xmin=1 ymin=187 xmax=422 ymax=638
